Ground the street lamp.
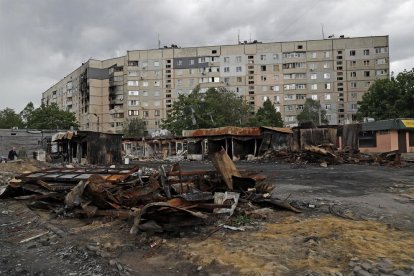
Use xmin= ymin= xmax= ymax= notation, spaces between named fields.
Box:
xmin=92 ymin=113 xmax=100 ymax=132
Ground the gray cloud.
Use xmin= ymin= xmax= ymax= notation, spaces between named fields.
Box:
xmin=0 ymin=0 xmax=412 ymax=111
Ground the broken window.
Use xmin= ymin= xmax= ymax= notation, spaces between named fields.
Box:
xmin=363 ymin=49 xmax=370 ymax=55
xmin=224 ymin=57 xmax=230 ymax=63
xmin=364 ymin=71 xmax=371 ymax=77
xmin=350 ymin=50 xmax=356 ymax=56
xmin=260 ymin=65 xmax=267 ymax=71
xmin=359 ymin=131 xmax=377 ymax=147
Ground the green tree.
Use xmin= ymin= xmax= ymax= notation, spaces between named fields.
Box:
xmin=123 ymin=117 xmax=147 ymax=137
xmin=297 ymin=98 xmax=328 ymax=126
xmin=0 ymin=108 xmax=24 ymax=128
xmin=161 ymin=86 xmax=253 ymax=135
xmin=27 ymin=103 xmax=79 ymax=129
xmin=255 ymin=99 xmax=283 ymax=127
xmin=357 ymin=69 xmax=414 ymax=120
xmin=20 ymin=102 xmax=35 ymax=127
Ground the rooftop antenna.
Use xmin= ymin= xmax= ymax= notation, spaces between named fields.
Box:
xmin=321 ymin=24 xmax=325 ymax=39
xmin=238 ymin=29 xmax=240 ymax=44
xmin=249 ymin=33 xmax=252 ymax=43
xmin=157 ymin=33 xmax=161 ymax=49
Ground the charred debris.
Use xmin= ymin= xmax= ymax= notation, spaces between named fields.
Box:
xmin=0 ymin=148 xmax=300 ymax=234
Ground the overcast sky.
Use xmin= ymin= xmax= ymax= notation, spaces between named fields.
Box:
xmin=0 ymin=0 xmax=413 ymax=112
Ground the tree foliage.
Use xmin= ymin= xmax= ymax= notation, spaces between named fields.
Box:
xmin=27 ymin=103 xmax=79 ymax=129
xmin=254 ymin=99 xmax=283 ymax=127
xmin=20 ymin=102 xmax=35 ymax=126
xmin=297 ymin=98 xmax=328 ymax=126
xmin=357 ymin=69 xmax=414 ymax=120
xmin=0 ymin=108 xmax=24 ymax=128
xmin=123 ymin=117 xmax=147 ymax=137
xmin=161 ymin=86 xmax=254 ymax=135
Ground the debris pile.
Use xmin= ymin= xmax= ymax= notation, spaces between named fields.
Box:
xmin=260 ymin=146 xmax=405 ymax=167
xmin=0 ymin=149 xmax=300 ymax=233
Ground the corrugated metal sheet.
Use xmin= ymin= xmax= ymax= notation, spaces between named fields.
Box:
xmin=182 ymin=127 xmax=261 ymax=137
xmin=260 ymin=126 xmax=293 ymax=134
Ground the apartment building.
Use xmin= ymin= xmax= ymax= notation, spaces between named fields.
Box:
xmin=42 ymin=35 xmax=389 ymax=133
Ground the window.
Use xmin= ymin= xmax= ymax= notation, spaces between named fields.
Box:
xmin=128 ymin=71 xmax=138 ymax=76
xmin=128 ymin=110 xmax=139 ymax=116
xmin=143 ymin=81 xmax=148 ymax=87
xmin=351 ymin=92 xmax=358 ymax=99
xmin=236 ymin=66 xmax=242 ymax=72
xmin=311 ymin=84 xmax=317 ymax=90
xmin=128 ymin=61 xmax=138 ymax=66
xmin=311 ymin=94 xmax=318 ymax=100
xmin=154 ymin=61 xmax=160 ymax=67
xmin=364 ymin=71 xmax=370 ymax=77
xmin=236 ymin=56 xmax=242 ymax=63
xmin=350 ymin=50 xmax=356 ymax=56
xmin=364 ymin=60 xmax=370 ymax=66
xmin=351 ymin=82 xmax=357 ymax=88
xmin=324 ymin=93 xmax=331 ymax=100
xmin=128 ymin=80 xmax=139 ymax=86
xmin=324 ymin=62 xmax=329 ymax=69
xmin=296 ymin=94 xmax=306 ymax=99
xmin=351 ymin=103 xmax=358 ymax=110
xmin=376 ymin=58 xmax=386 ymax=65
xmin=325 ymin=104 xmax=331 ymax=110
xmin=365 ymin=81 xmax=371 ymax=88
xmin=177 ymin=79 xmax=182 ymax=86
xmin=376 ymin=69 xmax=388 ymax=76
xmin=261 ymin=75 xmax=267 ymax=81
xmin=141 ymin=62 xmax=148 ymax=68
xmin=285 ymin=105 xmax=294 ymax=111
xmin=143 ymin=111 xmax=149 ymax=117
xmin=177 ymin=60 xmax=183 ymax=66
xmin=311 ymin=52 xmax=317 ymax=58
xmin=311 ymin=73 xmax=317 ymax=80
xmin=273 ymin=64 xmax=279 ymax=71
xmin=274 ymin=74 xmax=280 ymax=81
xmin=176 ymin=69 xmax=183 ymax=76
xmin=350 ymin=72 xmax=356 ymax=78
xmin=285 ymin=116 xmax=296 ymax=122
xmin=199 ymin=57 xmax=206 ymax=63
xmin=142 ymin=91 xmax=148 ymax=96
xmin=260 ymin=54 xmax=266 ymax=61
xmin=297 ymin=45 xmax=303 ymax=49
xmin=324 ymin=51 xmax=330 ymax=58
xmin=190 ymin=59 xmax=195 ymax=65
xmin=128 ymin=100 xmax=139 ymax=106
xmin=128 ymin=90 xmax=139 ymax=96
xmin=375 ymin=47 xmax=388 ymax=54
xmin=272 ymin=85 xmax=280 ymax=92
xmin=325 ymin=83 xmax=331 ymax=89
xmin=324 ymin=73 xmax=330 ymax=79
xmin=273 ymin=53 xmax=279 ymax=60
xmin=155 ymin=110 xmax=161 ymax=117
xmin=154 ymin=81 xmax=160 ymax=87
xmin=224 ymin=57 xmax=230 ymax=63
xmin=274 ymin=96 xmax=280 ymax=103
xmin=363 ymin=49 xmax=369 ymax=56
xmin=309 ymin=63 xmax=315 ymax=70
xmin=237 ymin=77 xmax=242 ymax=82
xmin=284 ymin=94 xmax=296 ymax=101
xmin=224 ymin=67 xmax=230 ymax=73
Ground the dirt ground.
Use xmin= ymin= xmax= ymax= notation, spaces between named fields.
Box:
xmin=1 ymin=160 xmax=413 ymax=275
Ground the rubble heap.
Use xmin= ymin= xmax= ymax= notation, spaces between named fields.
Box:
xmin=260 ymin=145 xmax=405 ymax=167
xmin=0 ymin=149 xmax=300 ymax=233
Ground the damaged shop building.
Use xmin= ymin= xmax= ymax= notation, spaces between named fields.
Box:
xmin=52 ymin=131 xmax=123 ymax=165
xmin=359 ymin=118 xmax=414 ymax=153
